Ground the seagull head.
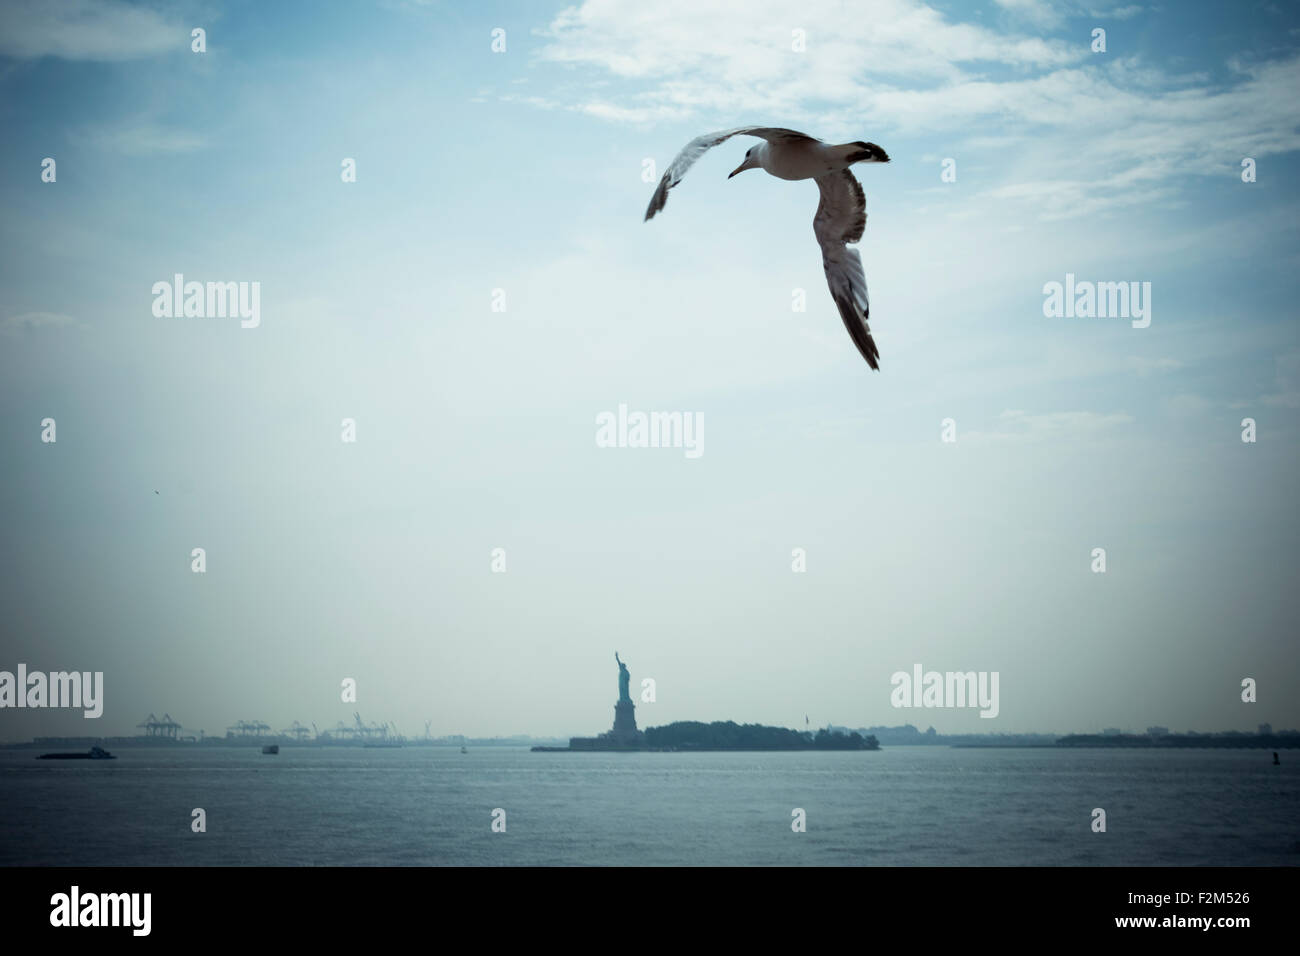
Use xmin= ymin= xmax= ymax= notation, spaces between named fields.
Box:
xmin=728 ymin=147 xmax=760 ymax=179
xmin=854 ymin=142 xmax=890 ymax=163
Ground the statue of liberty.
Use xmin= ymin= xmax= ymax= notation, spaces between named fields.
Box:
xmin=615 ymin=652 xmax=631 ymax=703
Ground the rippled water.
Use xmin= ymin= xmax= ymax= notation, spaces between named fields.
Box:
xmin=1 ymin=746 xmax=1295 ymax=866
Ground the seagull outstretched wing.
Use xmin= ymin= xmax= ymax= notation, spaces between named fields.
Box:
xmin=814 ymin=169 xmax=879 ymax=370
xmin=644 ymin=126 xmax=820 ymax=221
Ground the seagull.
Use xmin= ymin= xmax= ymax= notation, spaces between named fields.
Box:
xmin=644 ymin=127 xmax=890 ymax=369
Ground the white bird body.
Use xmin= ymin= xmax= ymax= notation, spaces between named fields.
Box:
xmin=746 ymin=140 xmax=872 ymax=181
xmin=644 ymin=126 xmax=890 ymax=369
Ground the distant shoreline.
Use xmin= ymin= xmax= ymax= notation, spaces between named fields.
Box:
xmin=6 ymin=732 xmax=1296 ymax=751
xmin=1055 ymin=733 xmax=1297 ymax=749
xmin=0 ymin=738 xmax=565 ymax=750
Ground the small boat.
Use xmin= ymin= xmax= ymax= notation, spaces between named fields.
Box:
xmin=261 ymin=744 xmax=279 ymax=754
xmin=38 ymin=745 xmax=115 ymax=760
xmin=461 ymin=745 xmax=468 ymax=754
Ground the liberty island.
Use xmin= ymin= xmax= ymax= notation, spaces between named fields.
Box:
xmin=531 ymin=654 xmax=877 ymax=752
xmin=565 ymin=652 xmax=645 ymax=750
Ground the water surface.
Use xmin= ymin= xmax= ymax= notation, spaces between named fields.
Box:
xmin=1 ymin=746 xmax=1295 ymax=865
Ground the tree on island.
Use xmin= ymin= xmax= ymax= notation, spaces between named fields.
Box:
xmin=644 ymin=721 xmax=879 ymax=751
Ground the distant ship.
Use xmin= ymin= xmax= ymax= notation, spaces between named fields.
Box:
xmin=261 ymin=744 xmax=279 ymax=754
xmin=38 ymin=745 xmax=115 ymax=760
xmin=363 ymin=740 xmax=402 ymax=749
xmin=461 ymin=745 xmax=468 ymax=754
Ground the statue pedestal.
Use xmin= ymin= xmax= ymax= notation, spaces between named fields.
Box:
xmin=610 ymin=699 xmax=640 ymax=744
xmin=567 ymin=698 xmax=646 ymax=751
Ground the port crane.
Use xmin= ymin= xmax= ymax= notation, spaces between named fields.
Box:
xmin=280 ymin=721 xmax=312 ymax=742
xmin=354 ymin=712 xmax=393 ymax=740
xmin=136 ymin=713 xmax=182 ymax=739
xmin=225 ymin=720 xmax=271 ymax=738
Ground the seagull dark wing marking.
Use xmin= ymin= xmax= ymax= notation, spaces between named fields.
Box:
xmin=643 ymin=127 xmax=820 ymax=221
xmin=813 ymin=169 xmax=879 ymax=370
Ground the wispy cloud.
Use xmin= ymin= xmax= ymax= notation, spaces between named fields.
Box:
xmin=993 ymin=0 xmax=1065 ymax=28
xmin=1 ymin=311 xmax=80 ymax=335
xmin=69 ymin=120 xmax=207 ymax=156
xmin=1093 ymin=4 xmax=1144 ymax=19
xmin=1260 ymin=351 xmax=1300 ymax=408
xmin=537 ymin=0 xmax=1083 ymax=127
xmin=530 ymin=0 xmax=1300 ymax=220
xmin=1125 ymin=356 xmax=1183 ymax=375
xmin=1163 ymin=393 xmax=1211 ymax=417
xmin=0 ymin=0 xmax=181 ymax=62
xmin=964 ymin=409 xmax=1135 ymax=443
xmin=995 ymin=0 xmax=1145 ymax=27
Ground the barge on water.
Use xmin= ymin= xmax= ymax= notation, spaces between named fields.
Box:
xmin=38 ymin=745 xmax=116 ymax=760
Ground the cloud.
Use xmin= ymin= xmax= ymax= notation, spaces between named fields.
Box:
xmin=1 ymin=311 xmax=80 ymax=334
xmin=1091 ymin=4 xmax=1144 ymax=19
xmin=536 ymin=0 xmax=1084 ymax=127
xmin=964 ymin=409 xmax=1135 ymax=443
xmin=1260 ymin=351 xmax=1300 ymax=408
xmin=997 ymin=0 xmax=1145 ymax=25
xmin=0 ymin=0 xmax=181 ymax=61
xmin=1125 ymin=356 xmax=1183 ymax=375
xmin=962 ymin=56 xmax=1300 ymax=219
xmin=994 ymin=0 xmax=1064 ymax=28
xmin=69 ymin=120 xmax=207 ymax=156
xmin=1163 ymin=393 xmax=1211 ymax=417
xmin=530 ymin=1 xmax=1300 ymax=220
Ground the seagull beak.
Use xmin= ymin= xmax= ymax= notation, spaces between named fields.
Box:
xmin=728 ymin=162 xmax=747 ymax=179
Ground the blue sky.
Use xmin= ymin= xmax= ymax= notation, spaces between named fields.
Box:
xmin=0 ymin=0 xmax=1297 ymax=740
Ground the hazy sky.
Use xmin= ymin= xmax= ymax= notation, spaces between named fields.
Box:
xmin=1 ymin=0 xmax=1297 ymax=741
